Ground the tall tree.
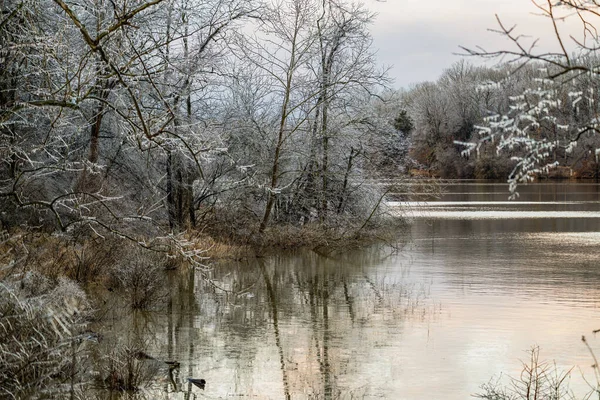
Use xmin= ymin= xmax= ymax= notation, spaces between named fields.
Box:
xmin=229 ymin=0 xmax=389 ymax=232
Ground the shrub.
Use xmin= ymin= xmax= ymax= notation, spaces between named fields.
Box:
xmin=475 ymin=156 xmax=515 ymax=180
xmin=98 ymin=344 xmax=161 ymax=392
xmin=111 ymin=248 xmax=169 ymax=309
xmin=475 ymin=347 xmax=574 ymax=400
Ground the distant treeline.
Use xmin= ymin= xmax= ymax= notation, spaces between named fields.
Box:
xmin=401 ymin=60 xmax=600 ymax=180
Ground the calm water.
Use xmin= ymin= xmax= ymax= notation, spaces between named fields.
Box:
xmin=100 ymin=181 xmax=600 ymax=399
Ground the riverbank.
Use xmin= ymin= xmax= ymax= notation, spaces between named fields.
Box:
xmin=0 ymin=199 xmax=408 ymax=298
xmin=0 ymin=214 xmax=407 ymax=398
xmin=408 ymin=164 xmax=600 ymax=181
xmin=1 ymin=215 xmax=407 ymax=279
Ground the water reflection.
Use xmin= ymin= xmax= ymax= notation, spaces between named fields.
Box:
xmin=95 ymin=248 xmax=435 ymax=399
xmin=95 ymin=181 xmax=600 ymax=399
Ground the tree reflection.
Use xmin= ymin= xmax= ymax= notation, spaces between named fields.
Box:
xmin=260 ymin=259 xmax=292 ymax=399
xmin=95 ymin=246 xmax=434 ymax=398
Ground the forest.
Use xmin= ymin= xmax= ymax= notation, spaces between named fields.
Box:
xmin=3 ymin=0 xmax=600 ymax=397
xmin=0 ymin=0 xmax=409 ymax=240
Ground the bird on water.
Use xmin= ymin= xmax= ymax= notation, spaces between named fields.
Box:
xmin=188 ymin=378 xmax=206 ymax=390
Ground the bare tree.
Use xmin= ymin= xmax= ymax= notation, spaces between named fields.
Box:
xmin=0 ymin=0 xmax=258 ymax=246
xmin=227 ymin=0 xmax=390 ymax=233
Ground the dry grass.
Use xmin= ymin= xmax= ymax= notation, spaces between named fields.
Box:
xmin=182 ymin=232 xmax=255 ymax=260
xmin=1 ymin=230 xmax=172 ymax=310
xmin=0 ymin=276 xmax=92 ymax=399
xmin=194 ymin=210 xmax=408 ymax=257
xmin=1 ymin=214 xmax=406 ymax=288
xmin=243 ymin=220 xmax=407 ymax=257
xmin=0 ymin=229 xmax=125 ymax=286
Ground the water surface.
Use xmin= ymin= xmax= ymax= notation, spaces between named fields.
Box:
xmin=101 ymin=180 xmax=600 ymax=399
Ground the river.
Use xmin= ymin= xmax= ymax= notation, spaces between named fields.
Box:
xmin=99 ymin=180 xmax=600 ymax=399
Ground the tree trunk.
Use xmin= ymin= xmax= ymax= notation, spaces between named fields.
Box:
xmin=78 ymin=65 xmax=111 ymax=192
xmin=320 ymin=102 xmax=329 ymax=221
xmin=88 ymin=102 xmax=104 ymax=164
xmin=166 ymin=150 xmax=176 ymax=230
xmin=337 ymin=147 xmax=356 ymax=213
xmin=259 ymin=14 xmax=300 ymax=233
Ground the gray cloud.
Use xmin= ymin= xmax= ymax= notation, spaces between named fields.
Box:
xmin=368 ymin=0 xmax=578 ymax=88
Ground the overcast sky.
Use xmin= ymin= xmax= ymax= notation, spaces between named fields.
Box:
xmin=368 ymin=0 xmax=580 ymax=88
